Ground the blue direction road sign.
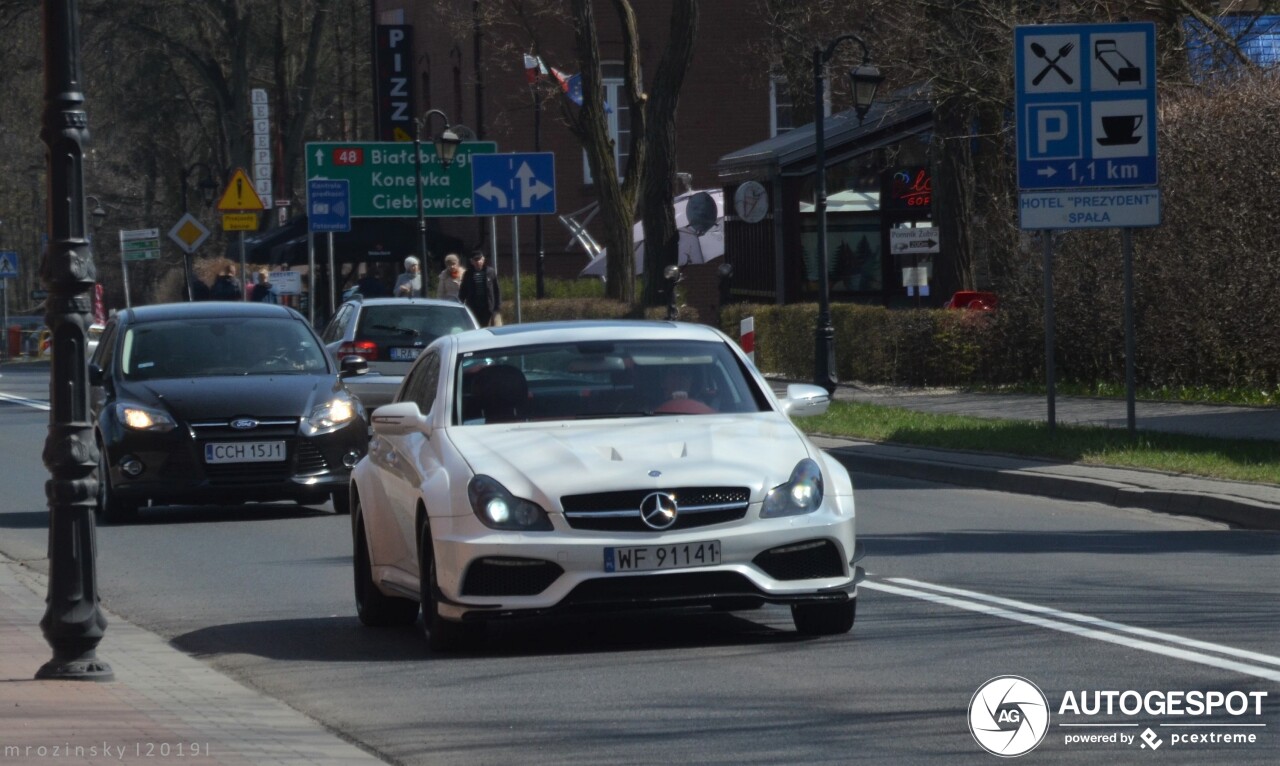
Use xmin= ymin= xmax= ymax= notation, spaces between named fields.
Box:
xmin=307 ymin=179 xmax=351 ymax=233
xmin=0 ymin=250 xmax=17 ymax=279
xmin=1015 ymin=22 xmax=1157 ymax=191
xmin=472 ymin=153 xmax=556 ymax=216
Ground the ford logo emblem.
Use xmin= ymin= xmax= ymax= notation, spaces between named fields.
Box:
xmin=230 ymin=418 xmax=259 ymax=430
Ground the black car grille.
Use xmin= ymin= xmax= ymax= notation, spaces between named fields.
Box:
xmin=295 ymin=442 xmax=329 ymax=475
xmin=461 ymin=557 xmax=564 ymax=597
xmin=190 ymin=418 xmax=299 ymax=439
xmin=204 ymin=461 xmax=292 ymax=484
xmin=561 ymin=487 xmax=750 ymax=532
xmin=752 ymin=539 xmax=845 ymax=581
xmin=185 ymin=418 xmax=309 ymax=484
xmin=562 ymin=571 xmax=761 ymax=607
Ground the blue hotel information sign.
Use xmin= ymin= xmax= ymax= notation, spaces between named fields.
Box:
xmin=1015 ymin=22 xmax=1157 ymax=192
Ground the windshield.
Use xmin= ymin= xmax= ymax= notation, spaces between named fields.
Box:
xmin=121 ymin=317 xmax=329 ymax=380
xmin=454 ymin=339 xmax=768 ymax=425
xmin=356 ymin=304 xmax=474 ymax=346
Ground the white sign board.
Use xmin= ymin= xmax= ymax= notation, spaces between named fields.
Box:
xmin=268 ymin=270 xmax=302 ymax=295
xmin=1019 ymin=189 xmax=1160 ymax=230
xmin=890 ymin=227 xmax=940 ymax=255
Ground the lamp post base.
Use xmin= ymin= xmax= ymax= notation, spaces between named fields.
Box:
xmin=813 ymin=322 xmax=837 ymax=394
xmin=36 ymin=654 xmax=114 ymax=682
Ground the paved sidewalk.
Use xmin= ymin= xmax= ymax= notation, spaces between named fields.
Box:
xmin=0 ymin=556 xmax=385 ymax=765
xmin=798 ymin=381 xmax=1280 ymax=530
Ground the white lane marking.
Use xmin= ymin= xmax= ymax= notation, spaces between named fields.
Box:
xmin=0 ymin=391 xmax=50 ymax=411
xmin=888 ymin=577 xmax=1280 ymax=669
xmin=861 ymin=579 xmax=1280 ymax=683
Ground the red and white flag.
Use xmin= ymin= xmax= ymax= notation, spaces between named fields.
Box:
xmin=523 ymin=53 xmax=548 ymax=84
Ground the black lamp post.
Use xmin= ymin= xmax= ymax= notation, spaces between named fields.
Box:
xmin=414 ymin=109 xmax=463 ymax=298
xmin=812 ymin=34 xmax=883 ymax=394
xmin=38 ymin=0 xmax=113 ymax=681
xmin=179 ymin=162 xmax=218 ymax=301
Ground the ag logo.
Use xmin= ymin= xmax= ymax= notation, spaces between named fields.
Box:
xmin=969 ymin=676 xmax=1050 ymax=757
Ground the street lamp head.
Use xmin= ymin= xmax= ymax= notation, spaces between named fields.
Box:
xmin=86 ymin=196 xmax=107 ymax=228
xmin=664 ymin=264 xmax=681 ymax=282
xmin=198 ymin=175 xmax=218 ymax=207
xmin=434 ymin=126 xmax=463 ymax=169
xmin=849 ymin=62 xmax=883 ymax=124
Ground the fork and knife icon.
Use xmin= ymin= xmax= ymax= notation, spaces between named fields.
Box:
xmin=1031 ymin=41 xmax=1074 ymax=86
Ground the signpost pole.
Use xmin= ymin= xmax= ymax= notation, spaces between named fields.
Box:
xmin=327 ymin=232 xmax=336 ymax=317
xmin=1123 ymin=228 xmax=1136 ymax=436
xmin=120 ymin=232 xmax=132 ymax=310
xmin=511 ymin=216 xmax=521 ymax=323
xmin=238 ymin=231 xmax=247 ymax=301
xmin=489 ymin=218 xmax=498 ymax=276
xmin=307 ymin=232 xmax=316 ymax=326
xmin=1043 ymin=232 xmax=1055 ymax=434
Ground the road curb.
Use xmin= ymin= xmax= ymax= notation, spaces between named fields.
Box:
xmin=819 ymin=440 xmax=1280 ymax=531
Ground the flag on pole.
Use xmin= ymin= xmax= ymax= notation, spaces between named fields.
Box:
xmin=523 ymin=53 xmax=547 ymax=84
xmin=522 ymin=55 xmax=612 ymax=113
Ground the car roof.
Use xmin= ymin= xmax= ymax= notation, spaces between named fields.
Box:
xmin=118 ymin=301 xmax=301 ymax=324
xmin=348 ymin=297 xmax=469 ymax=310
xmin=449 ymin=320 xmax=730 ymax=355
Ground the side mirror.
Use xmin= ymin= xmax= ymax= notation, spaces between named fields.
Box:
xmin=370 ymin=401 xmax=429 ymax=436
xmin=339 ymin=355 xmax=369 ymax=378
xmin=781 ymin=383 xmax=830 ymax=417
xmin=88 ymin=363 xmax=105 ymax=387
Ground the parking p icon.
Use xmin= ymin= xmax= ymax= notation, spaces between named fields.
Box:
xmin=1027 ymin=103 xmax=1082 ymax=160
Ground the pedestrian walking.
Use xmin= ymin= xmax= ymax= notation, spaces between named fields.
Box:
xmin=250 ymin=270 xmax=278 ymax=303
xmin=210 ymin=263 xmax=242 ymax=301
xmin=437 ymin=253 xmax=463 ymax=302
xmin=394 ymin=255 xmax=423 ymax=297
xmin=459 ymin=250 xmax=501 ymax=326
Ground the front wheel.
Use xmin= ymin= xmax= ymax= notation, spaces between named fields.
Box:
xmin=418 ymin=521 xmax=482 ymax=652
xmin=331 ymin=486 xmax=351 ymax=515
xmin=96 ymin=442 xmax=139 ymax=525
xmin=791 ymin=598 xmax=856 ymax=636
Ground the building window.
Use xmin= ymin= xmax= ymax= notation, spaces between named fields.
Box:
xmin=584 ymin=62 xmax=631 ymax=184
xmin=771 ymin=75 xmax=831 ymax=137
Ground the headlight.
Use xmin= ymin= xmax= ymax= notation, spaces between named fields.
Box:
xmin=301 ymin=397 xmax=357 ymax=436
xmin=761 ymin=458 xmax=824 ymax=518
xmin=468 ymin=475 xmax=552 ymax=531
xmin=115 ymin=403 xmax=176 ymax=432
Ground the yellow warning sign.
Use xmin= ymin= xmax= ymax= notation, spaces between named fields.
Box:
xmin=393 ymin=127 xmax=413 ymax=142
xmin=216 ymin=168 xmax=265 ymax=212
xmin=222 ymin=213 xmax=260 ymax=232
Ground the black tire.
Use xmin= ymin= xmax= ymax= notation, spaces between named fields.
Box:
xmin=791 ymin=598 xmax=856 ymax=636
xmin=96 ymin=441 xmax=139 ymax=525
xmin=418 ymin=520 xmax=481 ymax=652
xmin=353 ymin=506 xmax=419 ymax=627
xmin=331 ymin=486 xmax=351 ymax=515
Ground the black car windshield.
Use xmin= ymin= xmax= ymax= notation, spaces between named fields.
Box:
xmin=120 ymin=317 xmax=329 ymax=379
xmin=454 ymin=339 xmax=768 ymax=425
xmin=356 ymin=304 xmax=474 ymax=345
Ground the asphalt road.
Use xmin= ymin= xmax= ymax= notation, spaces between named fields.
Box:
xmin=2 ymin=363 xmax=1278 ymax=765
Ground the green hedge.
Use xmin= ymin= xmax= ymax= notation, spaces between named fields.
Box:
xmin=507 ymin=297 xmax=698 ymax=324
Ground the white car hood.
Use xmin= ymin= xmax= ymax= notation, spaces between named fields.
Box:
xmin=447 ymin=414 xmax=813 ymax=508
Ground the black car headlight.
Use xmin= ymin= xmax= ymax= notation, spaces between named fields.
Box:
xmin=761 ymin=458 xmax=824 ymax=518
xmin=468 ymin=475 xmax=552 ymax=531
xmin=301 ymin=397 xmax=357 ymax=436
xmin=114 ymin=402 xmax=176 ymax=432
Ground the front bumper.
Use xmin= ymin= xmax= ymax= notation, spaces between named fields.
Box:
xmin=101 ymin=417 xmax=366 ymax=505
xmin=428 ymin=503 xmax=862 ymax=622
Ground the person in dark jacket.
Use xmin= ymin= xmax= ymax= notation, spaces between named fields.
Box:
xmin=458 ymin=250 xmax=501 ymax=326
xmin=250 ymin=270 xmax=278 ymax=303
xmin=210 ymin=263 xmax=242 ymax=301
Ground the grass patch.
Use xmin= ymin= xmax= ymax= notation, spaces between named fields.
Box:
xmin=800 ymin=401 xmax=1280 ymax=485
xmin=977 ymin=380 xmax=1280 ymax=408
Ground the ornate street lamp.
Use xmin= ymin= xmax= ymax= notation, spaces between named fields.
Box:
xmin=414 ymin=109 xmax=463 ymax=298
xmin=664 ymin=264 xmax=683 ymax=320
xmin=812 ymin=34 xmax=883 ymax=393
xmin=38 ymin=0 xmax=113 ymax=681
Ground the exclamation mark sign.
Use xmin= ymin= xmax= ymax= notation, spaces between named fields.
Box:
xmin=235 ymin=176 xmax=244 ymax=206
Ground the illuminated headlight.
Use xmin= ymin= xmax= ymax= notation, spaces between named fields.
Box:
xmin=761 ymin=458 xmax=824 ymax=518
xmin=115 ymin=403 xmax=176 ymax=432
xmin=467 ymin=475 xmax=552 ymax=531
xmin=301 ymin=398 xmax=357 ymax=436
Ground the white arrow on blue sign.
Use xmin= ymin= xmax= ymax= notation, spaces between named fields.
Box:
xmin=308 ymin=178 xmax=351 ymax=233
xmin=472 ymin=153 xmax=556 ymax=216
xmin=0 ymin=250 xmax=17 ymax=279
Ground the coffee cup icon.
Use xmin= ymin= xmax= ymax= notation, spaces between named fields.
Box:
xmin=1099 ymin=114 xmax=1143 ymax=145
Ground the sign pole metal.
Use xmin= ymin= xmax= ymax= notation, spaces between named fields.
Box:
xmin=1043 ymin=231 xmax=1055 ymax=433
xmin=307 ymin=232 xmax=315 ymax=326
xmin=120 ymin=232 xmax=132 ymax=310
xmin=511 ymin=216 xmax=521 ymax=323
xmin=327 ymin=232 xmax=336 ymax=317
xmin=1123 ymin=228 xmax=1136 ymax=436
xmin=238 ymin=231 xmax=247 ymax=300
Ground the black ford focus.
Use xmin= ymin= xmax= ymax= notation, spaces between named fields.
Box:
xmin=89 ymin=302 xmax=369 ymax=523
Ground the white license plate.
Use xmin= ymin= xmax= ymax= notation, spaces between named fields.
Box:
xmin=388 ymin=347 xmax=423 ymax=361
xmin=604 ymin=540 xmax=721 ymax=573
xmin=204 ymin=441 xmax=286 ymax=464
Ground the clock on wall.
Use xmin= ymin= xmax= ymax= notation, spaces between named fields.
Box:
xmin=734 ymin=181 xmax=769 ymax=224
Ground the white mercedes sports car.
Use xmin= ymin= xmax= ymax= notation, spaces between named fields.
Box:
xmin=349 ymin=320 xmax=864 ymax=650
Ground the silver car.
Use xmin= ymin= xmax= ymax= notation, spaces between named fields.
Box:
xmin=320 ymin=296 xmax=478 ymax=409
